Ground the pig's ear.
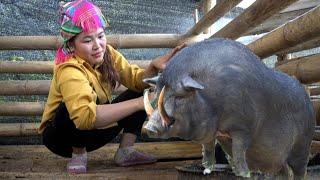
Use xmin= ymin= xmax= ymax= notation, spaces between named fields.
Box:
xmin=181 ymin=76 xmax=204 ymax=91
xmin=143 ymin=75 xmax=159 ymax=86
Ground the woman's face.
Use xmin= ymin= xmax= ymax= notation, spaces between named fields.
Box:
xmin=72 ymin=28 xmax=107 ymax=66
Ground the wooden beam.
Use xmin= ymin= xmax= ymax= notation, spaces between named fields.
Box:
xmin=0 ymin=60 xmax=150 ymax=74
xmin=185 ymin=0 xmax=241 ymax=36
xmin=0 ymin=34 xmax=204 ymax=50
xmin=275 ymin=54 xmax=320 ymax=84
xmin=248 ymin=5 xmax=320 ymax=59
xmin=210 ymin=0 xmax=298 ymax=39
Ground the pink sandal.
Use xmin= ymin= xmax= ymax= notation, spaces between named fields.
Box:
xmin=67 ymin=153 xmax=87 ymax=174
xmin=114 ymin=147 xmax=157 ymax=166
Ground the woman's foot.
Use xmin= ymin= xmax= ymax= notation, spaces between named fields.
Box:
xmin=114 ymin=147 xmax=157 ymax=166
xmin=67 ymin=152 xmax=87 ymax=174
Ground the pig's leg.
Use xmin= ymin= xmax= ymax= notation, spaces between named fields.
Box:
xmin=231 ymin=134 xmax=251 ymax=178
xmin=201 ymin=140 xmax=216 ymax=175
xmin=275 ymin=163 xmax=294 ymax=180
xmin=287 ymin=142 xmax=310 ymax=180
xmin=216 ymin=137 xmax=233 ymax=169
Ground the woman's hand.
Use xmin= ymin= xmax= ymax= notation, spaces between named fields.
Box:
xmin=144 ymin=43 xmax=186 ymax=78
xmin=151 ymin=43 xmax=187 ymax=71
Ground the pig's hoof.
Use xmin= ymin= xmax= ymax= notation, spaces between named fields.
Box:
xmin=203 ymin=168 xmax=212 ymax=175
xmin=237 ymin=171 xmax=251 ymax=178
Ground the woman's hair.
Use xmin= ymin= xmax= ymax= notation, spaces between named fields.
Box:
xmin=98 ymin=47 xmax=120 ymax=90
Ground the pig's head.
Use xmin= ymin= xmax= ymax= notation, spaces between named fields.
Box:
xmin=143 ymin=74 xmax=216 ymax=143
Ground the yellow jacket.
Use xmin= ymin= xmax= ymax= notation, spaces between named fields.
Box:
xmin=38 ymin=45 xmax=148 ymax=133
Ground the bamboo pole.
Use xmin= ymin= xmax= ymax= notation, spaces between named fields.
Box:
xmin=0 ymin=102 xmax=45 ymax=116
xmin=0 ymin=61 xmax=53 ymax=74
xmin=0 ymin=34 xmax=207 ymax=50
xmin=0 ymin=80 xmax=128 ymax=95
xmin=276 ymin=35 xmax=320 ymax=55
xmin=244 ymin=7 xmax=310 ymax=36
xmin=210 ymin=0 xmax=298 ymax=39
xmin=248 ymin=5 xmax=320 ymax=59
xmin=0 ymin=80 xmax=51 ymax=95
xmin=0 ymin=123 xmax=39 ymax=136
xmin=0 ymin=60 xmax=150 ymax=74
xmin=275 ymin=54 xmax=320 ymax=84
xmin=185 ymin=0 xmax=241 ymax=36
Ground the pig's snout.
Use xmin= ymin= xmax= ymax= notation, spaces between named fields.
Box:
xmin=143 ymin=121 xmax=161 ymax=138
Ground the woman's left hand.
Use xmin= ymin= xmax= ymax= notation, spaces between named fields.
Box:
xmin=151 ymin=43 xmax=187 ymax=71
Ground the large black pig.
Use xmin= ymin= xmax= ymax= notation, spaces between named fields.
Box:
xmin=143 ymin=38 xmax=315 ymax=179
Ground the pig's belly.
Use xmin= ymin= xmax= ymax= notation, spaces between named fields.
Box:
xmin=246 ymin=143 xmax=288 ymax=173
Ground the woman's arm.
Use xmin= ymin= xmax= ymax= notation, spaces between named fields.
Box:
xmin=94 ymin=96 xmax=144 ymax=128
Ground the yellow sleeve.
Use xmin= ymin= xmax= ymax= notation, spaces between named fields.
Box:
xmin=56 ymin=64 xmax=97 ymax=130
xmin=108 ymin=45 xmax=149 ymax=92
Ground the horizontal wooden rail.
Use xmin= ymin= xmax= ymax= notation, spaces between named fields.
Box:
xmin=275 ymin=53 xmax=320 ymax=84
xmin=0 ymin=34 xmax=207 ymax=50
xmin=0 ymin=60 xmax=150 ymax=74
xmin=248 ymin=5 xmax=320 ymax=59
xmin=0 ymin=80 xmax=128 ymax=95
xmin=210 ymin=0 xmax=298 ymax=40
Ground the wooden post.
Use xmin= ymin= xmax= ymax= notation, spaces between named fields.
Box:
xmin=248 ymin=5 xmax=320 ymax=59
xmin=210 ymin=0 xmax=298 ymax=39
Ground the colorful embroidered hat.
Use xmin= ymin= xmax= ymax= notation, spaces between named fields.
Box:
xmin=55 ymin=0 xmax=109 ymax=64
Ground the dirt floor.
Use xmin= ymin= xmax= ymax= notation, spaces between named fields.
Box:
xmin=0 ymin=141 xmax=319 ymax=179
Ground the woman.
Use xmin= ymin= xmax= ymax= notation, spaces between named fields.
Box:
xmin=38 ymin=0 xmax=185 ymax=174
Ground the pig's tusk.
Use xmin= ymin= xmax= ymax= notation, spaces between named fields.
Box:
xmin=158 ymin=86 xmax=171 ymax=127
xmin=143 ymin=89 xmax=154 ymax=116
